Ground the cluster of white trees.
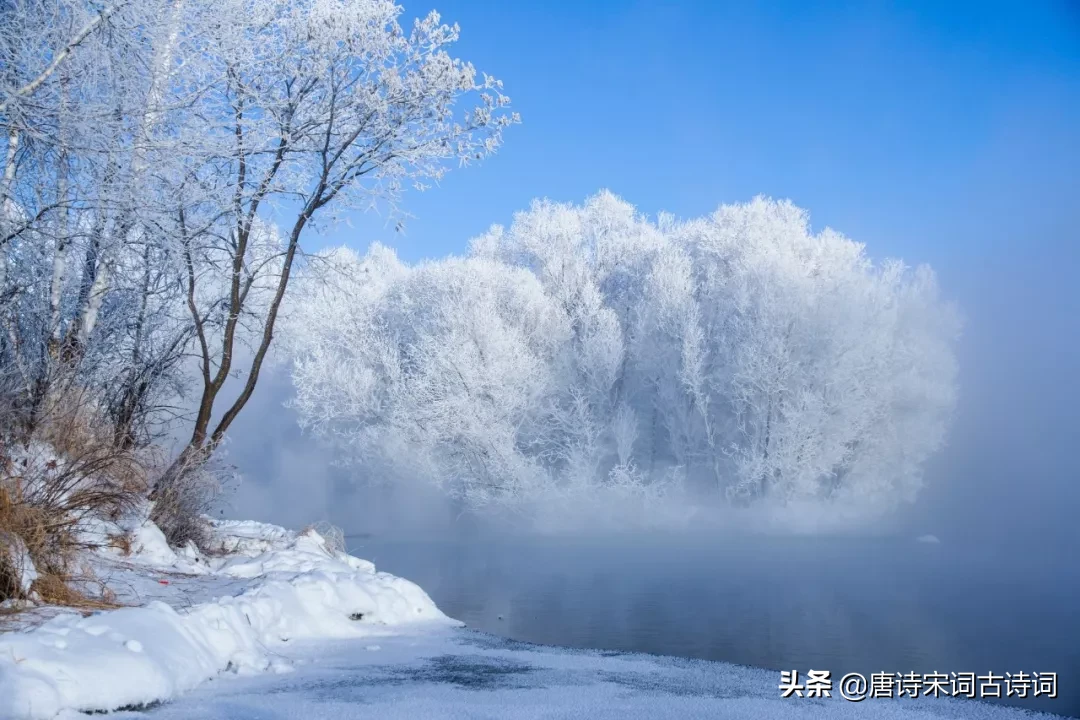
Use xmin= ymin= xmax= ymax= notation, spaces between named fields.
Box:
xmin=284 ymin=193 xmax=960 ymax=516
xmin=0 ymin=0 xmax=514 ymax=474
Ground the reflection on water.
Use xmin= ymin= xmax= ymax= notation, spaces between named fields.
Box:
xmin=347 ymin=534 xmax=1079 ymax=718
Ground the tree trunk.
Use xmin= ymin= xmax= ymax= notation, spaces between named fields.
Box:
xmin=67 ymin=0 xmax=184 ymax=360
xmin=0 ymin=128 xmax=19 ymax=295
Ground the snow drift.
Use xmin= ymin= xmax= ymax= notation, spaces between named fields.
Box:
xmin=0 ymin=518 xmax=454 ymax=719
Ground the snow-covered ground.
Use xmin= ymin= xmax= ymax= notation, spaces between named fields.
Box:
xmin=0 ymin=517 xmax=453 ymax=719
xmin=0 ymin=516 xmax=1067 ymax=720
xmin=111 ymin=630 xmax=1065 ymax=720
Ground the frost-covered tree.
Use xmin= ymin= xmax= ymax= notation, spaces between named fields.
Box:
xmin=0 ymin=0 xmax=233 ymax=443
xmin=284 ymin=193 xmax=960 ymax=521
xmin=163 ymin=0 xmax=516 ymax=474
xmin=0 ymin=0 xmax=516 ymax=473
xmin=283 ymin=245 xmax=567 ymax=506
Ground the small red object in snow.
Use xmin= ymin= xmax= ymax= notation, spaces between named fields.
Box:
xmin=158 ymin=580 xmax=169 ymax=585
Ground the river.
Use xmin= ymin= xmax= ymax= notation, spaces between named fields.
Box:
xmin=347 ymin=533 xmax=1079 ymax=718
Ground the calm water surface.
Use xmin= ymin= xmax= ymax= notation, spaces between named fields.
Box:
xmin=347 ymin=534 xmax=1079 ymax=718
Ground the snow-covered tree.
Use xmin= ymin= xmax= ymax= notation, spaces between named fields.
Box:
xmin=0 ymin=0 xmax=516 ymax=472
xmin=284 ymin=193 xmax=960 ymax=522
xmin=165 ymin=0 xmax=516 ymax=474
xmin=283 ymin=245 xmax=567 ymax=506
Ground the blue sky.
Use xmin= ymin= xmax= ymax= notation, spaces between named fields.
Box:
xmin=321 ymin=0 xmax=1077 ymax=277
xmin=311 ymin=0 xmax=1080 ymax=537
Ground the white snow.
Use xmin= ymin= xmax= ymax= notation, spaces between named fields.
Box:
xmin=0 ymin=531 xmax=38 ymax=598
xmin=127 ymin=519 xmax=180 ymax=566
xmin=0 ymin=518 xmax=454 ymax=719
xmin=107 ymin=631 xmax=1067 ymax=720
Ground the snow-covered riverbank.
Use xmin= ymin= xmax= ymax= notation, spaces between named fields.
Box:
xmin=0 ymin=518 xmax=454 ymax=718
xmin=105 ymin=627 xmax=1070 ymax=720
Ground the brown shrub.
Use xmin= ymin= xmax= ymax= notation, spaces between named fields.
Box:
xmin=31 ymin=570 xmax=120 ymax=610
xmin=108 ymin=533 xmax=133 ymax=556
xmin=0 ymin=387 xmax=146 ymax=606
xmin=150 ymin=451 xmax=236 ymax=552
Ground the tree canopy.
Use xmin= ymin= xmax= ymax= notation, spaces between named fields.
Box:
xmin=283 ymin=192 xmax=960 ymax=524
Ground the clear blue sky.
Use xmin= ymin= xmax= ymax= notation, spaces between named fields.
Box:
xmin=322 ymin=0 xmax=1078 ymax=276
xmin=248 ymin=0 xmax=1080 ymax=539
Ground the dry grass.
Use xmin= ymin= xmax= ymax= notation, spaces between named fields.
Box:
xmin=31 ymin=570 xmax=121 ymax=610
xmin=150 ymin=451 xmax=236 ymax=552
xmin=303 ymin=520 xmax=346 ymax=556
xmin=108 ymin=533 xmax=133 ymax=556
xmin=1 ymin=387 xmax=146 ymax=607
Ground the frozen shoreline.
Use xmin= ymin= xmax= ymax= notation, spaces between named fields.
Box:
xmin=112 ymin=627 xmax=1070 ymax=720
xmin=0 ymin=518 xmax=454 ymax=719
xmin=0 ymin=517 xmax=1068 ymax=720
